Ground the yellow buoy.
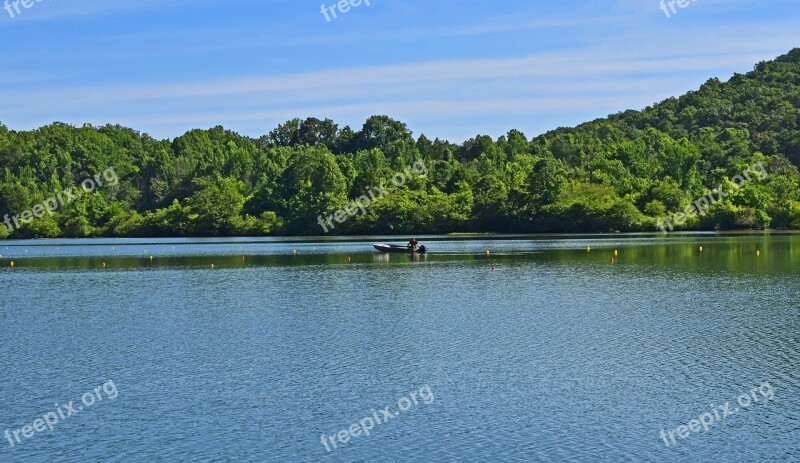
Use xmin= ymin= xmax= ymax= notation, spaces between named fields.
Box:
xmin=486 ymin=249 xmax=490 ymax=256
xmin=149 ymin=256 xmax=154 ymax=261
xmin=10 ymin=261 xmax=14 ymax=267
xmin=756 ymin=250 xmax=761 ymax=256
xmin=699 ymin=246 xmax=703 ymax=252
xmin=586 ymin=246 xmax=591 ymax=252
xmin=614 ymin=249 xmax=618 ymax=256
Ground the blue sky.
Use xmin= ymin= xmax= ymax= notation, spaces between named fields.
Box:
xmin=1 ymin=0 xmax=799 ymax=142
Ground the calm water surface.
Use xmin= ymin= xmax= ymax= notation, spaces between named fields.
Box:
xmin=1 ymin=234 xmax=798 ymax=462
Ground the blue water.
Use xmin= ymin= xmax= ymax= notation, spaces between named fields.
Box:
xmin=1 ymin=234 xmax=798 ymax=462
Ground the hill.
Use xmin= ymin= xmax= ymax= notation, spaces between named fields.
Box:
xmin=2 ymin=49 xmax=800 ymax=238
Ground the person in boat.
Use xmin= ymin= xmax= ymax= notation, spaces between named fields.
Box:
xmin=407 ymin=237 xmax=419 ymax=250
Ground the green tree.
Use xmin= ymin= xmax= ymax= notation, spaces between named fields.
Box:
xmin=189 ymin=177 xmax=246 ymax=235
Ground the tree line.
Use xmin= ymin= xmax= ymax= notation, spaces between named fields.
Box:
xmin=2 ymin=48 xmax=800 ymax=238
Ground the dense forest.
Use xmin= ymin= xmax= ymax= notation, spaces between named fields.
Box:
xmin=2 ymin=49 xmax=800 ymax=238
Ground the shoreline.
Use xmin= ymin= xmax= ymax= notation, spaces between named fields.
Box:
xmin=2 ymin=229 xmax=799 ymax=245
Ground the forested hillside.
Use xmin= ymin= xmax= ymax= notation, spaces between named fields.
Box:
xmin=2 ymin=49 xmax=800 ymax=238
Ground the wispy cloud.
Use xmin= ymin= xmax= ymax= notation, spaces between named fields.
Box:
xmin=0 ymin=0 xmax=194 ymax=23
xmin=2 ymin=28 xmax=792 ymax=111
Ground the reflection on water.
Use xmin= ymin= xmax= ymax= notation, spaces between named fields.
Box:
xmin=0 ymin=233 xmax=798 ymax=462
xmin=2 ymin=233 xmax=799 ymax=274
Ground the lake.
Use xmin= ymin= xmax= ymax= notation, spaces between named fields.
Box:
xmin=1 ymin=233 xmax=798 ymax=462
